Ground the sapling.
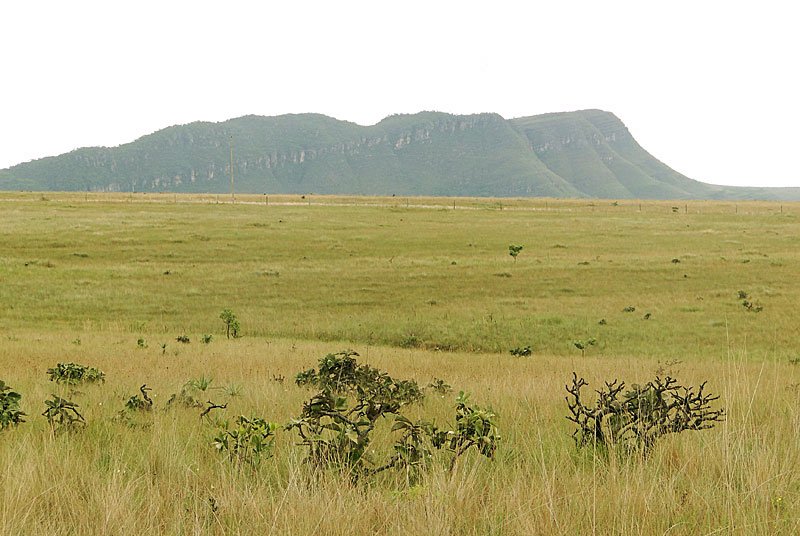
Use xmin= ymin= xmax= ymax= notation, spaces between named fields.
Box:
xmin=436 ymin=391 xmax=501 ymax=472
xmin=572 ymin=338 xmax=596 ymax=357
xmin=42 ymin=395 xmax=85 ymax=434
xmin=115 ymin=385 xmax=154 ymax=428
xmin=124 ymin=384 xmax=153 ymax=412
xmin=508 ymin=244 xmax=523 ymax=261
xmin=213 ymin=415 xmax=278 ymax=469
xmin=220 ymin=309 xmax=240 ymax=339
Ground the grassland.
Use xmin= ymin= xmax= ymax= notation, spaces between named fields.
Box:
xmin=1 ymin=193 xmax=800 ymax=534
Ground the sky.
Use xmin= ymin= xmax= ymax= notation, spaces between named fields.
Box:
xmin=1 ymin=0 xmax=798 ymax=188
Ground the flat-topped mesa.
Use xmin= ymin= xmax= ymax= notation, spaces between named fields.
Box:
xmin=1 ymin=110 xmax=798 ymax=200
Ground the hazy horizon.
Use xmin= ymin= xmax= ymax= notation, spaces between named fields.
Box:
xmin=2 ymin=1 xmax=797 ymax=189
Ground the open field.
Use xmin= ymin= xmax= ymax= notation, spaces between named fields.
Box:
xmin=2 ymin=193 xmax=800 ymax=534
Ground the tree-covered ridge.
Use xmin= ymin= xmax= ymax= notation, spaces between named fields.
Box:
xmin=2 ymin=110 xmax=798 ymax=200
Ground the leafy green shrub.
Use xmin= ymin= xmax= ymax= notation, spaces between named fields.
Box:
xmin=213 ymin=416 xmax=278 ymax=468
xmin=42 ymin=395 xmax=85 ymax=434
xmin=220 ymin=309 xmax=240 ymax=339
xmin=137 ymin=338 xmax=148 ymax=349
xmin=124 ymin=384 xmax=153 ymax=412
xmin=387 ymin=415 xmax=436 ymax=476
xmin=437 ymin=392 xmax=501 ymax=471
xmin=175 ymin=334 xmax=190 ymax=344
xmin=288 ymin=350 xmax=424 ymax=477
xmin=565 ymin=373 xmax=725 ymax=456
xmin=290 ymin=351 xmax=500 ymax=482
xmin=46 ymin=362 xmax=105 ymax=384
xmin=510 ymin=345 xmax=532 ymax=357
xmin=738 ymin=290 xmax=763 ymax=312
xmin=572 ymin=338 xmax=596 ymax=357
xmin=508 ymin=244 xmax=523 ymax=261
xmin=427 ymin=378 xmax=452 ymax=395
xmin=201 ymin=334 xmax=213 ymax=344
xmin=0 ymin=380 xmax=26 ymax=430
xmin=385 ymin=392 xmax=501 ymax=476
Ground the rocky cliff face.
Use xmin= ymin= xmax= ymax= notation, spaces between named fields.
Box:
xmin=2 ymin=110 xmax=797 ymax=200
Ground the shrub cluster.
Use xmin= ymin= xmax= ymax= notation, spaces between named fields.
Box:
xmin=46 ymin=362 xmax=105 ymax=384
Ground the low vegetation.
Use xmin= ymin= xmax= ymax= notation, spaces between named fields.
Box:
xmin=565 ymin=373 xmax=725 ymax=456
xmin=46 ymin=362 xmax=105 ymax=384
xmin=1 ymin=194 xmax=799 ymax=534
xmin=0 ymin=381 xmax=25 ymax=430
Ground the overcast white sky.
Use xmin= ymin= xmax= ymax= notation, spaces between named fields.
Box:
xmin=2 ymin=0 xmax=798 ymax=187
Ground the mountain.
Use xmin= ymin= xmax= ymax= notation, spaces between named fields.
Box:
xmin=1 ymin=110 xmax=797 ymax=200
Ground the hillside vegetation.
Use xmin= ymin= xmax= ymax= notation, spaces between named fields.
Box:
xmin=3 ymin=111 xmax=799 ymax=200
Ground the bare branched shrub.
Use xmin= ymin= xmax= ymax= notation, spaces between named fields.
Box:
xmin=565 ymin=372 xmax=725 ymax=456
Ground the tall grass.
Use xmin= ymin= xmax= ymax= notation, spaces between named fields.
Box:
xmin=1 ymin=194 xmax=799 ymax=534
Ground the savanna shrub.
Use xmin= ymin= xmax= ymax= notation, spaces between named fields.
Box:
xmin=566 ymin=372 xmax=725 ymax=456
xmin=510 ymin=345 xmax=532 ymax=357
xmin=214 ymin=416 xmax=278 ymax=469
xmin=289 ymin=350 xmax=424 ymax=477
xmin=0 ymin=380 xmax=26 ymax=430
xmin=42 ymin=395 xmax=85 ymax=434
xmin=46 ymin=362 xmax=105 ymax=384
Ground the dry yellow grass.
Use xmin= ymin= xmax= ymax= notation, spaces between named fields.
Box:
xmin=1 ymin=331 xmax=799 ymax=534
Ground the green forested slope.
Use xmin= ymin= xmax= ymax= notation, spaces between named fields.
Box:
xmin=1 ymin=110 xmax=797 ymax=200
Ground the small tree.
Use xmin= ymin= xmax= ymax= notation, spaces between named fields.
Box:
xmin=508 ymin=244 xmax=523 ymax=261
xmin=219 ymin=309 xmax=240 ymax=339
